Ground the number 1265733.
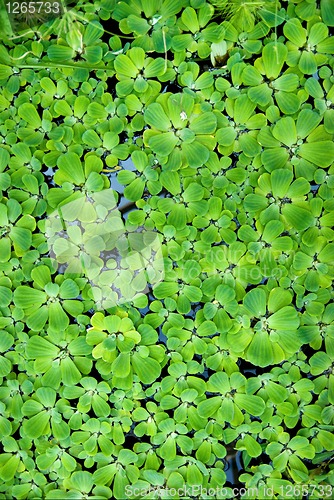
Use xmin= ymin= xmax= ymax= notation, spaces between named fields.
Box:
xmin=279 ymin=484 xmax=333 ymax=497
xmin=6 ymin=2 xmax=60 ymax=14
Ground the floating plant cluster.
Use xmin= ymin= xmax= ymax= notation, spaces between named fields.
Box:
xmin=0 ymin=0 xmax=334 ymax=498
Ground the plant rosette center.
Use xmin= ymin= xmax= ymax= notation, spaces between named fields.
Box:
xmin=0 ymin=225 xmax=12 ymax=237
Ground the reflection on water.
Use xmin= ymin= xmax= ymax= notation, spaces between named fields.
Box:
xmin=225 ymin=445 xmax=242 ymax=486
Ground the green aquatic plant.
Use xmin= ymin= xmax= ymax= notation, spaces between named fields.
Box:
xmin=86 ymin=312 xmax=165 ymax=388
xmin=228 ymin=286 xmax=301 ymax=367
xmin=211 ymin=0 xmax=283 ymax=32
xmin=283 ymin=18 xmax=334 ymax=75
xmin=1 ymin=0 xmax=334 ymax=497
xmin=143 ymin=91 xmax=218 ymax=168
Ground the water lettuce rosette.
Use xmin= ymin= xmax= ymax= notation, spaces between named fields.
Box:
xmin=143 ymin=92 xmax=217 ymax=168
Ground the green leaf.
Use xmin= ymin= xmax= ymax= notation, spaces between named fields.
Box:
xmin=0 ymin=455 xmax=20 ymax=481
xmin=13 ymin=286 xmax=46 ymax=308
xmin=247 ymin=330 xmax=273 ymax=367
xmin=57 ymin=152 xmax=85 ymax=185
xmin=181 ymin=6 xmax=199 ymax=33
xmin=244 ymin=194 xmax=268 ymax=212
xmin=239 ymin=134 xmax=261 ymax=157
xmin=273 ymin=117 xmax=296 ymax=148
xmin=183 ymin=183 xmax=204 ymax=203
xmin=47 ymin=45 xmax=74 ymax=62
xmin=85 ymin=172 xmax=104 ymax=192
xmin=262 ymin=220 xmax=284 ymax=243
xmin=87 ymin=102 xmax=108 ymax=120
xmin=197 ymin=397 xmax=222 ymax=418
xmin=243 ymin=65 xmax=262 ymax=86
xmin=83 ymin=20 xmax=103 ymax=45
xmin=74 ymin=96 xmax=90 ymax=118
xmin=268 ymin=288 xmax=292 ymax=312
xmin=265 ymin=381 xmax=288 ymax=404
xmin=143 ymin=470 xmax=164 ymax=486
xmin=298 ymin=141 xmax=334 ymax=168
xmin=22 ymin=411 xmax=49 ymax=439
xmin=18 ymin=102 xmax=42 ymax=129
xmin=276 ymin=91 xmax=301 ymax=114
xmin=261 ymin=147 xmax=289 ymax=172
xmin=153 ymin=282 xmax=179 ymax=299
xmin=296 ymin=109 xmax=322 ymax=139
xmin=216 ymin=126 xmax=237 ymax=146
xmin=243 ymin=434 xmax=262 ymax=457
xmin=12 ymin=484 xmax=32 ymax=499
xmin=234 ymin=95 xmax=256 ymax=125
xmin=61 ymin=452 xmax=77 ymax=472
xmin=160 ymin=171 xmax=181 ymax=196
xmin=93 ymin=464 xmax=117 ymax=486
xmin=181 ymin=141 xmax=210 ymax=168
xmin=112 ymin=352 xmax=131 ymax=378
xmin=209 ymin=372 xmax=231 ymax=394
xmin=305 ymin=270 xmax=320 ymax=292
xmin=31 ymin=265 xmax=51 ymax=288
xmin=10 ymin=227 xmax=32 ymax=253
xmin=54 ymin=99 xmax=72 ymax=117
xmin=71 ymin=471 xmax=93 ymax=494
xmin=197 ymin=321 xmax=217 ymax=337
xmin=149 ymin=132 xmax=178 ymax=156
xmin=318 ymin=243 xmax=334 ymax=263
xmin=144 ymin=58 xmax=166 ymax=78
xmin=244 ymin=288 xmax=266 ymax=317
xmin=85 ymin=235 xmax=106 ymax=255
xmin=234 ymin=394 xmax=265 ymax=416
xmin=114 ymin=54 xmax=139 ymax=78
xmin=0 ymin=65 xmax=13 ymax=80
xmin=305 ymin=77 xmax=323 ymax=99
xmin=61 ymin=357 xmax=82 ymax=386
xmin=183 ymin=285 xmax=202 ymax=302
xmin=262 ymin=42 xmax=288 ymax=79
xmin=167 ymin=203 xmax=187 ymax=230
xmin=273 ymin=74 xmax=299 ymax=92
xmin=271 ymin=168 xmax=293 ymax=198
xmin=248 ymin=83 xmax=272 ymax=106
xmin=321 ymin=0 xmax=334 ymax=26
xmin=299 ymin=51 xmax=317 ymax=75
xmin=317 ymin=430 xmax=334 ymax=451
xmin=187 ymin=464 xmax=202 ymax=486
xmin=123 ymin=177 xmax=145 ymax=202
xmin=316 ymin=37 xmax=334 ymax=53
xmin=281 ymin=204 xmax=314 ymax=231
xmin=268 ymin=306 xmax=299 ymax=330
xmin=310 ymin=23 xmax=332 ymax=48
xmin=283 ymin=18 xmax=306 ymax=46
xmin=0 ymin=356 xmax=11 ymax=377
xmin=0 ymin=286 xmax=11 ymax=307
xmin=189 ymin=112 xmax=217 ymax=134
xmin=0 ymin=238 xmax=10 ymax=262
xmin=92 ymin=394 xmax=110 ymax=417
xmin=26 ymin=335 xmax=59 ymax=359
xmin=82 ymin=129 xmax=102 ymax=148
xmin=160 ymin=435 xmax=176 ymax=460
xmin=131 ymin=353 xmax=161 ymax=384
xmin=49 ymin=302 xmax=69 ymax=331
xmin=196 ymin=440 xmax=211 ymax=462
xmin=144 ymin=103 xmax=171 ymax=131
